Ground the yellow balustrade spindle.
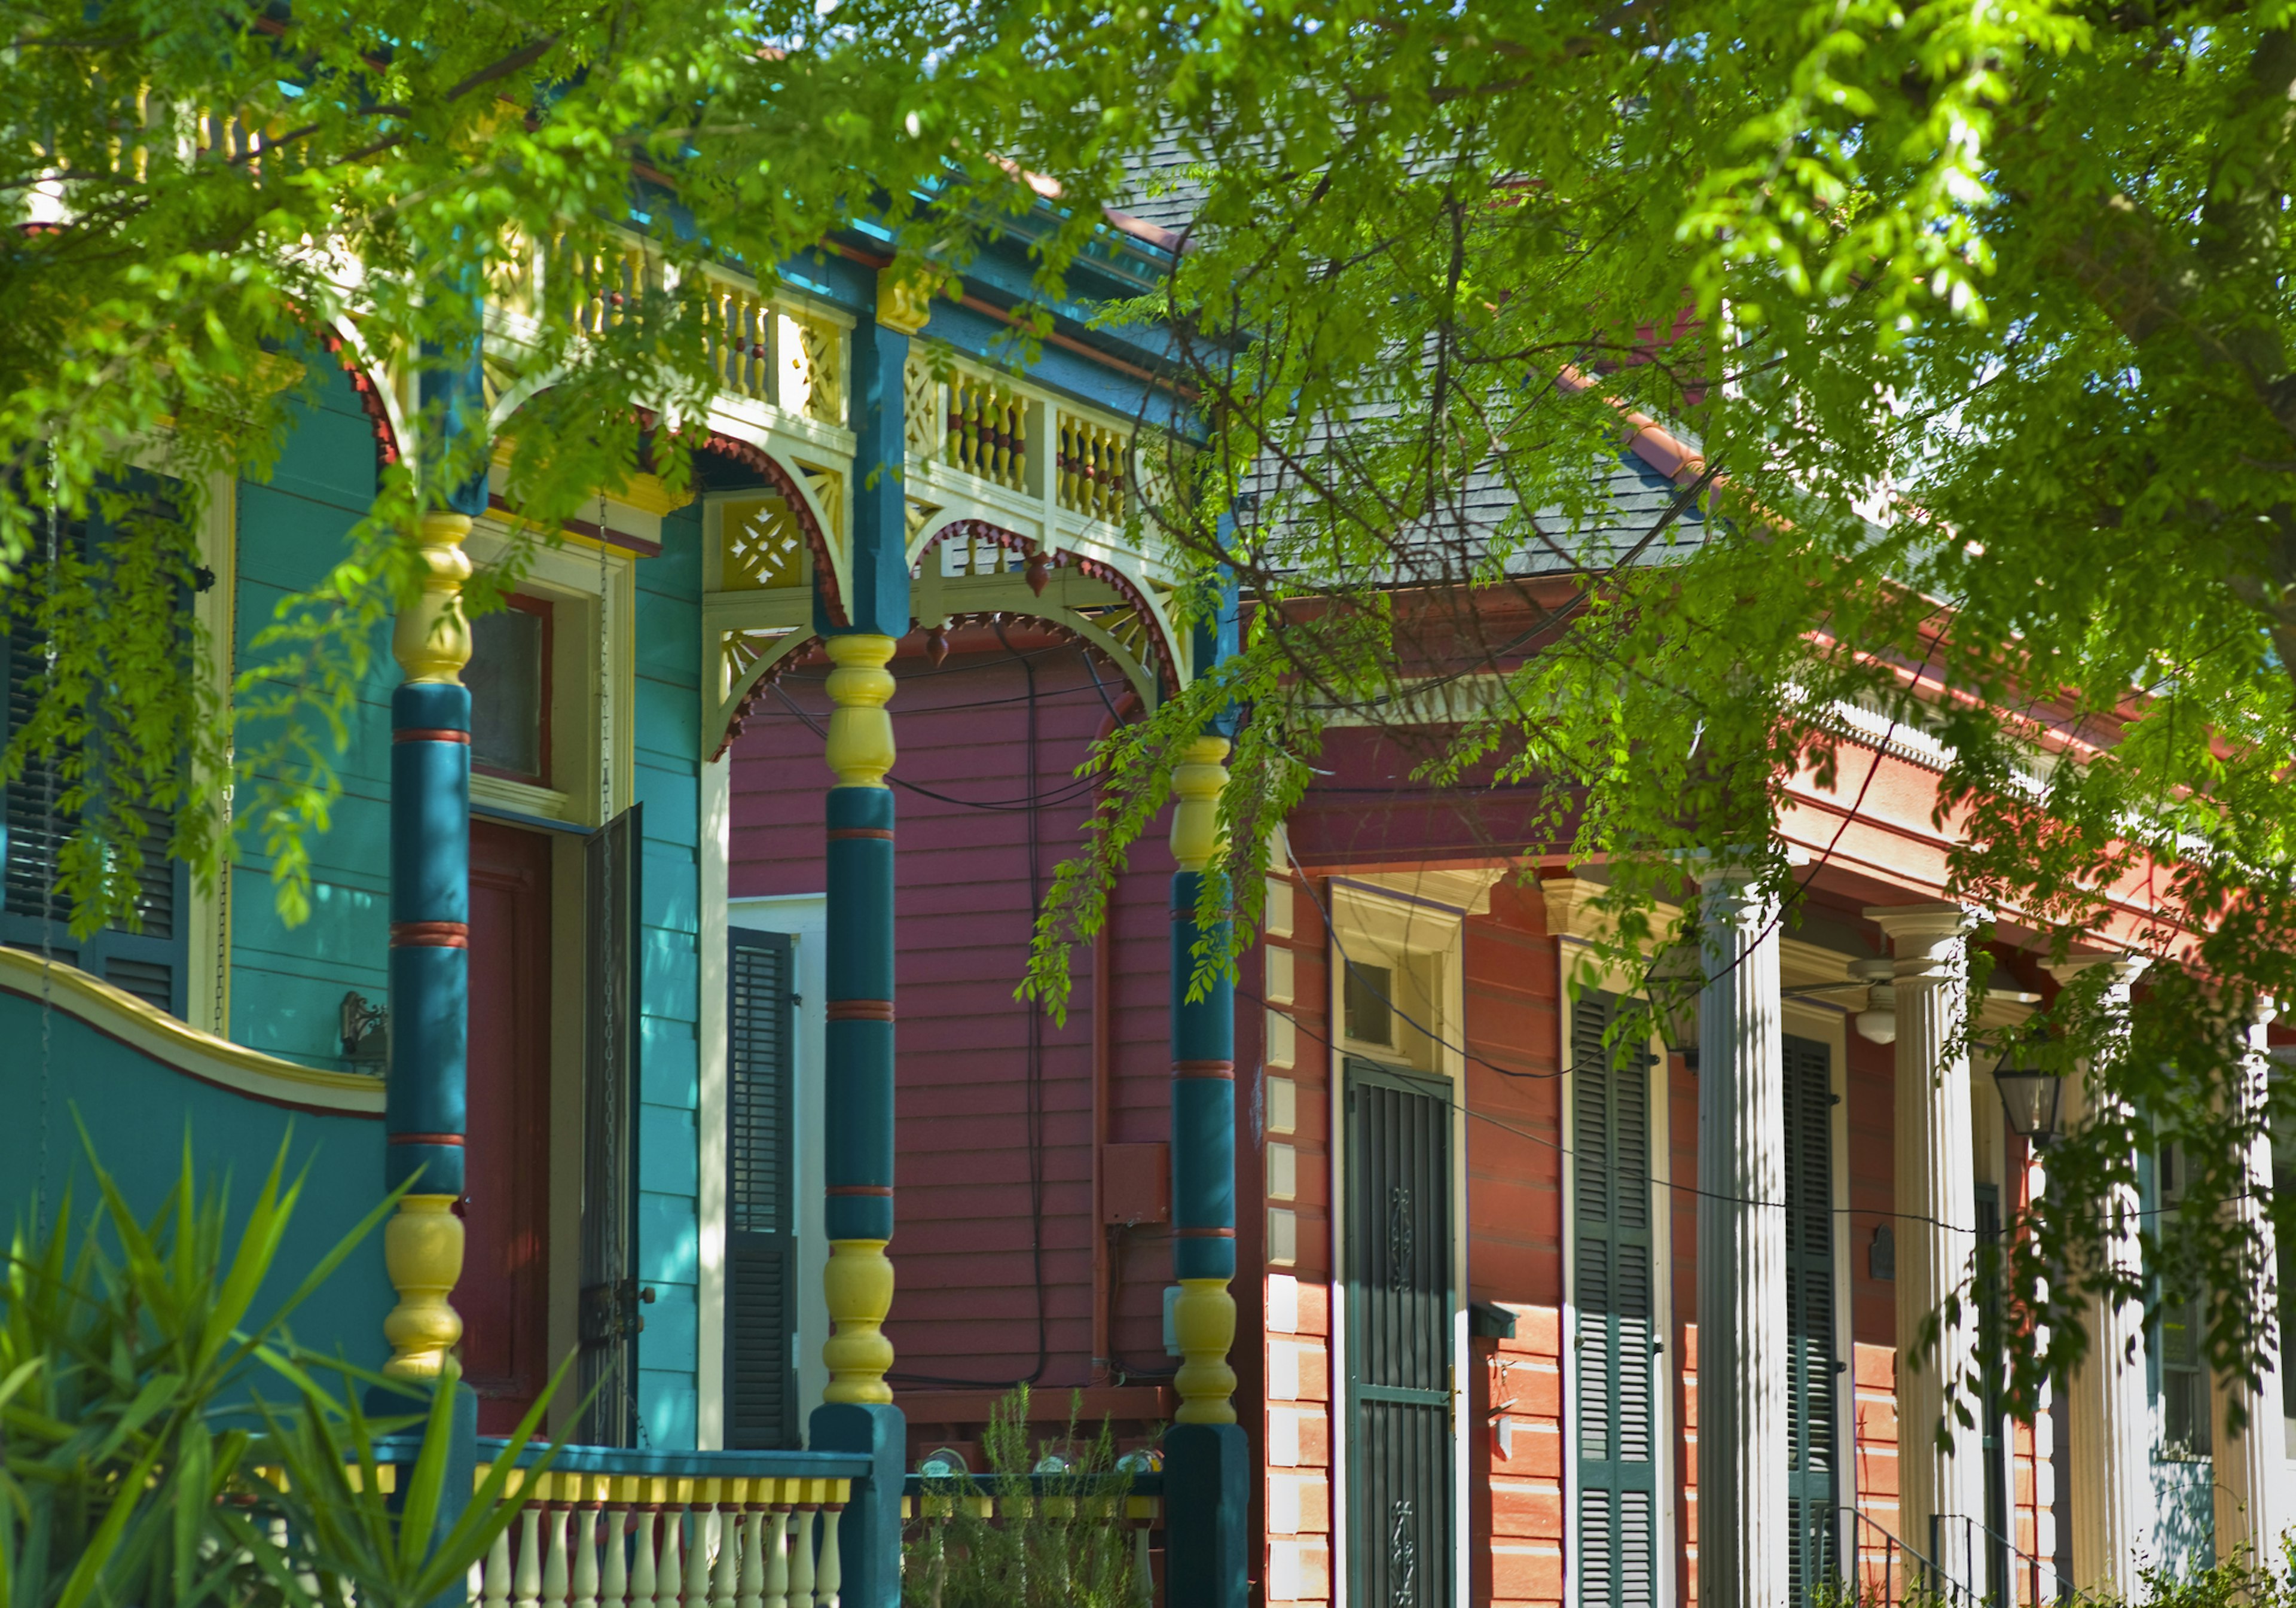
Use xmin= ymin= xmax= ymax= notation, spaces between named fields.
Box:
xmin=738 ymin=1504 xmax=767 ymax=1608
xmin=515 ymin=1503 xmax=545 ymax=1608
xmin=572 ymin=1497 xmax=602 ymax=1608
xmin=602 ymin=1484 xmax=633 ymax=1608
xmin=762 ymin=1507 xmax=792 ymax=1608
xmin=630 ymin=1501 xmax=659 ymax=1608
xmin=815 ymin=1508 xmax=843 ymax=1608
xmin=787 ymin=1506 xmax=817 ymax=1608
xmin=485 ymin=1520 xmax=514 ymax=1608
xmin=709 ymin=1487 xmax=741 ymax=1608
xmin=543 ymin=1500 xmax=572 ymax=1608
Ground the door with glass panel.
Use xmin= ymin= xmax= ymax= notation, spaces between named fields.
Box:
xmin=1345 ymin=1057 xmax=1454 ymax=1608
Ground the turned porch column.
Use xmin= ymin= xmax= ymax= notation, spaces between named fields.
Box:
xmin=1694 ymin=864 xmax=1789 ymax=1608
xmin=1163 ymin=576 xmax=1248 ymax=1608
xmin=2045 ymin=954 xmax=2152 ymax=1600
xmin=805 ymin=268 xmax=927 ymax=1608
xmin=381 ymin=313 xmax=491 ymax=1386
xmin=1867 ymin=902 xmax=1986 ymax=1588
xmin=2213 ymin=1002 xmax=2291 ymax=1566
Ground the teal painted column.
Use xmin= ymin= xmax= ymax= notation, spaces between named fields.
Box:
xmin=1166 ymin=575 xmax=1249 ymax=1608
xmin=808 ymin=271 xmax=927 ymax=1608
xmin=379 ymin=322 xmax=490 ymax=1385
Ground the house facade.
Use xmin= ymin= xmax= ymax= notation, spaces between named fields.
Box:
xmin=2 ymin=197 xmax=2286 ymax=1608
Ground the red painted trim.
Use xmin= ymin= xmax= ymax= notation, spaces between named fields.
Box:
xmin=316 ymin=325 xmax=404 ymax=472
xmin=826 ymin=826 xmax=894 ymax=841
xmin=1174 ymin=1226 xmax=1236 ymax=1238
xmin=390 ymin=920 xmax=471 ymax=948
xmin=394 ymin=728 xmax=471 ymax=744
xmin=826 ymin=1184 xmax=894 ymax=1197
xmin=389 ymin=1132 xmax=468 ymax=1146
xmin=826 ymin=1000 xmax=894 ymax=1021
xmin=1173 ymin=1058 xmax=1235 ymax=1079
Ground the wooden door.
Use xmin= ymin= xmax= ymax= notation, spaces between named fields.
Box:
xmin=1345 ymin=1057 xmax=1454 ymax=1608
xmin=465 ymin=819 xmax=553 ymax=1434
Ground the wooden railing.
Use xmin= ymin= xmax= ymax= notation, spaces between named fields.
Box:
xmin=362 ymin=1439 xmax=872 ymax=1608
xmin=489 ymin=236 xmax=850 ymax=431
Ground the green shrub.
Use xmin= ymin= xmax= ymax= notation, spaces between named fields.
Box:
xmin=903 ymin=1385 xmax=1151 ymax=1608
xmin=0 ymin=1132 xmax=553 ymax=1608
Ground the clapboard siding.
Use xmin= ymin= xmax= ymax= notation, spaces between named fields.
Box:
xmin=729 ymin=627 xmax=1172 ymax=1381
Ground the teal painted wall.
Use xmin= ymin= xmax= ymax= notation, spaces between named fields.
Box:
xmin=0 ymin=988 xmax=389 ymax=1366
xmin=218 ymin=366 xmax=706 ymax=1444
xmin=634 ymin=503 xmax=704 ymax=1449
xmin=231 ymin=356 xmax=393 ymax=1072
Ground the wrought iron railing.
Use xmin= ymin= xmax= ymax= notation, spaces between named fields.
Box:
xmin=1827 ymin=1506 xmax=2059 ymax=1607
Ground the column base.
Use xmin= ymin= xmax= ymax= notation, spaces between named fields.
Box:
xmin=1165 ymin=1421 xmax=1250 ymax=1608
xmin=811 ymin=1400 xmax=905 ymax=1608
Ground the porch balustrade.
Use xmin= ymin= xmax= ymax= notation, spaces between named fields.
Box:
xmin=352 ymin=1444 xmax=871 ymax=1608
xmin=899 ymin=1471 xmax=1163 ymax=1608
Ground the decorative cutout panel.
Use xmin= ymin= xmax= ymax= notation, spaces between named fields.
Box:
xmin=719 ymin=498 xmax=807 ymax=591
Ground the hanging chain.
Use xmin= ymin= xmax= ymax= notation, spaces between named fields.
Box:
xmin=215 ymin=505 xmax=236 ymax=1037
xmin=597 ymin=493 xmax=647 ymax=1446
xmin=36 ymin=446 xmax=59 ymax=1227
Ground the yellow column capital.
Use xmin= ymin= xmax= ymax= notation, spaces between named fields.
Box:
xmin=1170 ymin=734 xmax=1231 ymax=873
xmin=822 ymin=1238 xmax=895 ymax=1404
xmin=381 ymin=1193 xmax=466 ymax=1380
xmin=393 ymin=511 xmax=475 ymax=685
xmin=1172 ymin=1276 xmax=1238 ymax=1424
xmin=823 ymin=633 xmax=898 ymax=788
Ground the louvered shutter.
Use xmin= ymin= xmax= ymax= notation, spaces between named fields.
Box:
xmin=1571 ymin=993 xmax=1657 ymax=1608
xmin=1782 ymin=1034 xmax=1841 ymax=1600
xmin=726 ymin=927 xmax=798 ymax=1449
xmin=1 ymin=496 xmax=188 ymax=1014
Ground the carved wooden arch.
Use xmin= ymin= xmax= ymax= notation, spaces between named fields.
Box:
xmin=315 ymin=323 xmax=404 ymax=475
xmin=915 ymin=517 xmax=1181 ymax=698
xmin=696 ymin=428 xmax=847 ymax=627
xmin=708 ymin=612 xmax=1153 ymax=763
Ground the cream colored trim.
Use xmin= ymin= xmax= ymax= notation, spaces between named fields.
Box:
xmin=0 ymin=946 xmax=383 ymax=1112
xmin=465 ymin=519 xmax=635 ymax=826
xmin=1323 ymin=875 xmax=1476 ymax=1608
xmin=186 ymin=469 xmax=237 ymax=1038
xmin=695 ymin=752 xmax=731 ymax=1449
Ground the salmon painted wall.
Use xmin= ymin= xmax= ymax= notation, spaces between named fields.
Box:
xmin=727 ymin=626 xmax=1179 ymax=1451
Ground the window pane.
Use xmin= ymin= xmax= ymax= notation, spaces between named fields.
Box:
xmin=1345 ymin=962 xmax=1393 ymax=1047
xmin=468 ymin=606 xmax=545 ymax=780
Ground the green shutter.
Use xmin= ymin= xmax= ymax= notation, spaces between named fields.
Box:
xmin=1572 ymin=993 xmax=1657 ymax=1608
xmin=1782 ymin=1034 xmax=1840 ymax=1602
xmin=727 ymin=927 xmax=799 ymax=1448
xmin=1 ymin=491 xmax=188 ymax=1015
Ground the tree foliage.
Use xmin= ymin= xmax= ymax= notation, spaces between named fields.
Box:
xmin=1000 ymin=0 xmax=2296 ymax=1437
xmin=20 ymin=0 xmax=2296 ymax=1446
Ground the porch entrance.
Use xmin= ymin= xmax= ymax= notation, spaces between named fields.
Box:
xmin=466 ymin=819 xmax=554 ymax=1434
xmin=1344 ymin=1057 xmax=1454 ymax=1608
xmin=1782 ymin=1033 xmax=1841 ymax=1602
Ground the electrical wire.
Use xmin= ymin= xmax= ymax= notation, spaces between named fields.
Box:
xmin=886 ymin=623 xmax=1062 ymax=1390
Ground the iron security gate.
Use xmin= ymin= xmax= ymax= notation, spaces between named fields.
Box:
xmin=1782 ymin=1034 xmax=1840 ymax=1602
xmin=1571 ymin=993 xmax=1656 ymax=1608
xmin=1345 ymin=1058 xmax=1455 ymax=1608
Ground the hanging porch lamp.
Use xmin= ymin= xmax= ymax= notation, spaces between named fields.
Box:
xmin=1992 ymin=1030 xmax=2065 ymax=1149
xmin=1852 ymin=956 xmax=1898 ymax=1045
